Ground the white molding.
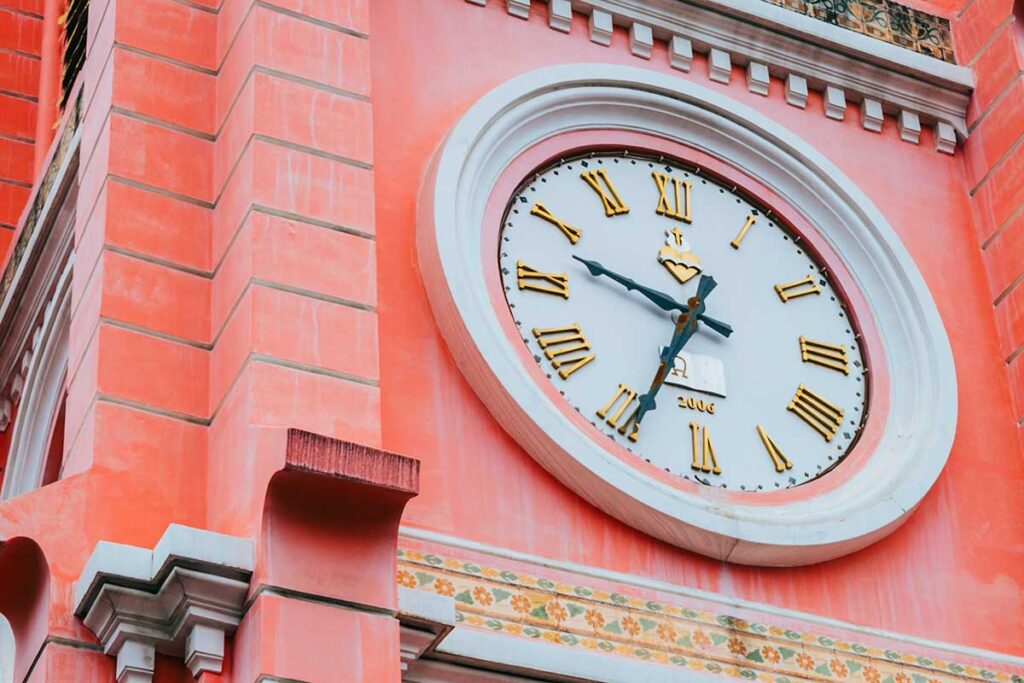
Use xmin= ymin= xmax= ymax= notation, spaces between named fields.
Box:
xmin=785 ymin=74 xmax=807 ymax=108
xmin=416 ymin=64 xmax=957 ymax=566
xmin=571 ymin=0 xmax=970 ymax=139
xmin=588 ymin=9 xmax=612 ymax=45
xmin=507 ymin=0 xmax=529 ymax=19
xmin=0 ymin=614 xmax=12 ymax=683
xmin=629 ymin=22 xmax=652 ymax=59
xmin=435 ymin=627 xmax=726 ymax=682
xmin=862 ymin=98 xmax=884 ymax=132
xmin=824 ymin=85 xmax=846 ymax=120
xmin=900 ymin=110 xmax=922 ymax=144
xmin=548 ymin=0 xmax=571 ymax=32
xmin=400 ymin=525 xmax=1024 ymax=670
xmin=708 ymin=48 xmax=730 ymax=84
xmin=466 ymin=0 xmax=486 ymax=5
xmin=398 ymin=588 xmax=456 ymax=674
xmin=0 ymin=257 xmax=72 ymax=499
xmin=935 ymin=121 xmax=957 ymax=155
xmin=75 ymin=525 xmax=254 ymax=680
xmin=747 ymin=61 xmax=769 ymax=96
xmin=668 ymin=35 xmax=692 ymax=72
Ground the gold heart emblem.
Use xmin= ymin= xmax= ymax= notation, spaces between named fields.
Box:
xmin=658 ymin=245 xmax=701 ymax=285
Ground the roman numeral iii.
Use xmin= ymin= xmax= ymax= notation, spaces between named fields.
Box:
xmin=689 ymin=422 xmax=721 ymax=475
xmin=532 ymin=324 xmax=596 ymax=379
xmin=597 ymin=382 xmax=640 ymax=442
xmin=775 ymin=274 xmax=822 ymax=302
xmin=787 ymin=385 xmax=844 ymax=442
xmin=799 ymin=337 xmax=849 ymax=374
xmin=516 ymin=260 xmax=569 ymax=298
xmin=530 ymin=202 xmax=582 ymax=244
xmin=581 ymin=168 xmax=629 ymax=217
xmin=756 ymin=426 xmax=793 ymax=473
xmin=651 ymin=172 xmax=692 ymax=223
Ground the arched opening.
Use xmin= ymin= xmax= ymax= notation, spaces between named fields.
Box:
xmin=0 ymin=261 xmax=71 ymax=499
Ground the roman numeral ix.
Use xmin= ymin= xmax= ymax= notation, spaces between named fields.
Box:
xmin=530 ymin=202 xmax=582 ymax=244
xmin=581 ymin=168 xmax=629 ymax=217
xmin=516 ymin=260 xmax=569 ymax=298
xmin=787 ymin=385 xmax=844 ymax=442
xmin=652 ymin=172 xmax=692 ymax=223
xmin=532 ymin=324 xmax=596 ymax=380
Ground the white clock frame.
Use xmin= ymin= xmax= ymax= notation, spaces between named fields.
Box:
xmin=416 ymin=64 xmax=956 ymax=566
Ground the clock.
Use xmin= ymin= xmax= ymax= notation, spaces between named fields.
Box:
xmin=498 ymin=151 xmax=868 ymax=492
xmin=417 ymin=65 xmax=956 ymax=565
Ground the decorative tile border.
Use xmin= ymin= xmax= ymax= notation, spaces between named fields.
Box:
xmin=760 ymin=0 xmax=955 ymax=64
xmin=398 ymin=547 xmax=1024 ymax=683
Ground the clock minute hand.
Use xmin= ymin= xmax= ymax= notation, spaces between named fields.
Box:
xmin=572 ymin=255 xmax=733 ymax=338
xmin=635 ymin=275 xmax=716 ymax=425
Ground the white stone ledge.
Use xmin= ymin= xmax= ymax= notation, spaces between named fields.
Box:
xmin=75 ymin=525 xmax=254 ymax=682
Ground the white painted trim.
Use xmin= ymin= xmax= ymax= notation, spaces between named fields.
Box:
xmin=0 ymin=613 xmax=12 ymax=683
xmin=400 ymin=526 xmax=1024 ymax=669
xmin=570 ymin=0 xmax=971 ymax=137
xmin=0 ymin=257 xmax=72 ymax=499
xmin=75 ymin=525 xmax=254 ymax=679
xmin=437 ymin=627 xmax=725 ymax=682
xmin=416 ymin=64 xmax=957 ymax=566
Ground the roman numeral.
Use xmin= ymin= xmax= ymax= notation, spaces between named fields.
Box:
xmin=596 ymin=382 xmax=640 ymax=442
xmin=787 ymin=385 xmax=844 ymax=442
xmin=652 ymin=172 xmax=692 ymax=223
xmin=581 ymin=168 xmax=629 ymax=217
xmin=530 ymin=202 xmax=582 ymax=244
xmin=532 ymin=324 xmax=596 ymax=379
xmin=689 ymin=422 xmax=720 ymax=475
xmin=516 ymin=260 xmax=569 ymax=298
xmin=730 ymin=213 xmax=756 ymax=249
xmin=756 ymin=425 xmax=793 ymax=473
xmin=799 ymin=337 xmax=849 ymax=375
xmin=774 ymin=274 xmax=822 ymax=303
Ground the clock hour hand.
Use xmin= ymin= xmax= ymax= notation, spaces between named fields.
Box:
xmin=572 ymin=255 xmax=733 ymax=338
xmin=636 ymin=275 xmax=718 ymax=425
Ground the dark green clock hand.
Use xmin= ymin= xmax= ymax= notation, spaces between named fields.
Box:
xmin=572 ymin=255 xmax=732 ymax=338
xmin=635 ymin=275 xmax=718 ymax=425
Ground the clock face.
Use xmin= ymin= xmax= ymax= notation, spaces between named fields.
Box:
xmin=498 ymin=151 xmax=869 ymax=492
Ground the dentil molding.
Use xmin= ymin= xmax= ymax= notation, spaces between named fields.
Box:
xmin=74 ymin=525 xmax=254 ymax=682
xmin=472 ymin=0 xmax=972 ymax=151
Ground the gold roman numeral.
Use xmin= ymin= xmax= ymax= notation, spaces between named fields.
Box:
xmin=516 ymin=260 xmax=569 ymax=298
xmin=774 ymin=274 xmax=822 ymax=303
xmin=652 ymin=172 xmax=692 ymax=223
xmin=530 ymin=202 xmax=582 ymax=244
xmin=532 ymin=324 xmax=596 ymax=379
xmin=787 ymin=385 xmax=844 ymax=442
xmin=689 ymin=422 xmax=720 ymax=475
xmin=799 ymin=337 xmax=849 ymax=375
xmin=581 ymin=168 xmax=629 ymax=217
xmin=730 ymin=213 xmax=756 ymax=249
xmin=596 ymin=382 xmax=640 ymax=442
xmin=756 ymin=425 xmax=793 ymax=473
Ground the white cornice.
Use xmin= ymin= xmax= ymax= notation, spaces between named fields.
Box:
xmin=474 ymin=0 xmax=973 ymax=145
xmin=576 ymin=0 xmax=972 ymax=136
xmin=75 ymin=525 xmax=254 ymax=682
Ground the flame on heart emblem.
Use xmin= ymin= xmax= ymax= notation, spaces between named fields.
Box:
xmin=658 ymin=228 xmax=702 ymax=285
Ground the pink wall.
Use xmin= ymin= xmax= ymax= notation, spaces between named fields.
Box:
xmin=372 ymin=0 xmax=1024 ymax=655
